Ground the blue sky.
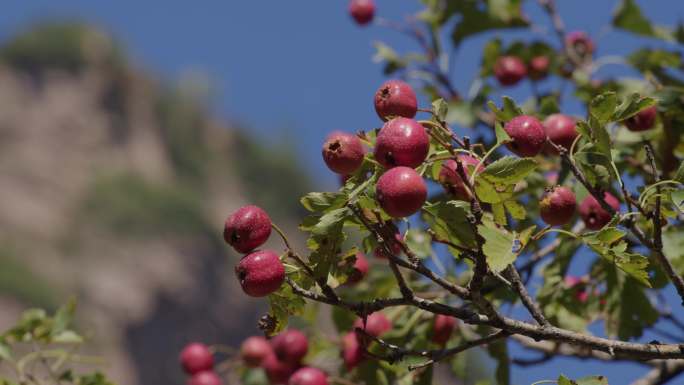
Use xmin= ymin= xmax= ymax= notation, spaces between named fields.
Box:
xmin=2 ymin=1 xmax=683 ymax=384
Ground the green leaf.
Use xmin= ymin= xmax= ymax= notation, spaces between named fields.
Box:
xmin=311 ymin=208 xmax=350 ymax=236
xmin=613 ymin=0 xmax=655 ymax=37
xmin=479 ymin=156 xmax=537 ymax=184
xmin=52 ymin=330 xmax=84 ymax=344
xmin=451 ymin=0 xmax=528 ymax=45
xmin=613 ymin=93 xmax=656 ymax=121
xmin=486 ymin=338 xmax=510 ymax=385
xmin=51 ymin=298 xmax=76 ymax=337
xmin=300 ymin=192 xmax=345 ymax=212
xmin=494 ymin=122 xmax=511 ymax=145
xmin=267 ymin=284 xmax=306 ymax=336
xmin=478 ymin=223 xmax=517 ymax=273
xmin=604 ymin=264 xmax=658 ymax=339
xmin=481 ymin=38 xmax=502 ymax=76
xmin=488 ymin=97 xmax=523 ymax=122
xmin=589 ymin=92 xmax=618 ymax=125
xmin=423 ymin=201 xmax=477 ymax=249
xmin=558 ymin=375 xmax=573 ymax=385
xmin=432 ymin=98 xmax=448 ymax=121
xmin=0 ymin=341 xmax=11 ymax=361
xmin=674 ymin=161 xmax=684 ymax=183
xmin=558 ymin=375 xmax=609 ymax=385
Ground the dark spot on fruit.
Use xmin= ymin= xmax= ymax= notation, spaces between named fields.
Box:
xmin=230 ymin=231 xmax=240 ymax=244
xmin=381 ymin=86 xmax=390 ymax=98
xmin=385 ymin=151 xmax=396 ymax=166
xmin=328 ymin=140 xmax=342 ymax=152
xmin=237 ymin=268 xmax=247 ymax=281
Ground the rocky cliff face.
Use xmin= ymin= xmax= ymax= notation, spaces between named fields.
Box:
xmin=0 ymin=22 xmax=310 ymax=385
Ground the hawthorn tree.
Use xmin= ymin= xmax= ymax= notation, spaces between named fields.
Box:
xmin=206 ymin=1 xmax=684 ymax=384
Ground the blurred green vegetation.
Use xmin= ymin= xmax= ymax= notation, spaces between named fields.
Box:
xmin=81 ymin=173 xmax=211 ymax=238
xmin=0 ymin=22 xmax=124 ymax=75
xmin=0 ymin=245 xmax=59 ymax=310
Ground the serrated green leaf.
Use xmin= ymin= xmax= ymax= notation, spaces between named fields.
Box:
xmin=311 ymin=208 xmax=350 ymax=236
xmin=432 ymin=98 xmax=448 ymax=121
xmin=300 ymin=192 xmax=345 ymax=212
xmin=589 ymin=92 xmax=617 ymax=125
xmin=423 ymin=201 xmax=477 ymax=249
xmin=613 ymin=93 xmax=656 ymax=121
xmin=488 ymin=96 xmax=523 ymax=122
xmin=478 ymin=223 xmax=517 ymax=273
xmin=480 ymin=156 xmax=537 ymax=184
xmin=267 ymin=284 xmax=306 ymax=336
xmin=494 ymin=122 xmax=511 ymax=145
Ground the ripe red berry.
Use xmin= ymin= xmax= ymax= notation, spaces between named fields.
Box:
xmin=346 ymin=252 xmax=369 ymax=284
xmin=263 ymin=353 xmax=299 ymax=385
xmin=543 ymin=114 xmax=578 ymax=153
xmin=180 ymin=343 xmax=214 ymax=375
xmin=565 ymin=31 xmax=595 ymax=56
xmin=188 ymin=371 xmax=221 ymax=385
xmin=224 ymin=205 xmax=272 ymax=254
xmin=376 ymin=167 xmax=427 ymax=218
xmin=494 ymin=56 xmax=527 ymax=86
xmin=272 ymin=329 xmax=309 ymax=365
xmin=235 ymin=250 xmax=285 ymax=297
xmin=539 ymin=186 xmax=577 ymax=226
xmin=353 ymin=312 xmax=392 ymax=337
xmin=503 ymin=115 xmax=547 ymax=157
xmin=374 ymin=117 xmax=429 ymax=168
xmin=373 ymin=231 xmax=402 ymax=259
xmin=432 ymin=315 xmax=457 ymax=345
xmin=579 ymin=192 xmax=620 ymax=230
xmin=349 ymin=0 xmax=375 ymax=26
xmin=438 ymin=155 xmax=482 ymax=200
xmin=240 ymin=336 xmax=272 ymax=367
xmin=322 ymin=131 xmax=365 ymax=175
xmin=374 ymin=80 xmax=418 ymax=121
xmin=288 ymin=367 xmax=329 ymax=385
xmin=341 ymin=331 xmax=364 ymax=370
xmin=528 ymin=56 xmax=550 ymax=81
xmin=564 ymin=276 xmax=589 ymax=303
xmin=624 ymin=106 xmax=657 ymax=132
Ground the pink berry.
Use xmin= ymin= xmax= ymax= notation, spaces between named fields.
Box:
xmin=263 ymin=353 xmax=299 ymax=385
xmin=565 ymin=31 xmax=595 ymax=56
xmin=235 ymin=250 xmax=285 ymax=297
xmin=349 ymin=0 xmax=375 ymax=26
xmin=438 ymin=155 xmax=482 ymax=200
xmin=503 ymin=115 xmax=547 ymax=157
xmin=624 ymin=106 xmax=657 ymax=132
xmin=180 ymin=343 xmax=214 ymax=375
xmin=494 ymin=56 xmax=527 ymax=86
xmin=374 ymin=117 xmax=429 ymax=168
xmin=341 ymin=331 xmax=364 ymax=370
xmin=373 ymin=231 xmax=403 ymax=259
xmin=579 ymin=192 xmax=620 ymax=230
xmin=240 ymin=336 xmax=272 ymax=367
xmin=528 ymin=56 xmax=550 ymax=81
xmin=272 ymin=329 xmax=309 ymax=365
xmin=543 ymin=114 xmax=578 ymax=153
xmin=376 ymin=167 xmax=427 ymax=218
xmin=539 ymin=186 xmax=577 ymax=226
xmin=188 ymin=371 xmax=221 ymax=385
xmin=223 ymin=205 xmax=272 ymax=254
xmin=288 ymin=367 xmax=329 ymax=385
xmin=374 ymin=80 xmax=418 ymax=121
xmin=346 ymin=252 xmax=369 ymax=285
xmin=353 ymin=312 xmax=392 ymax=337
xmin=432 ymin=315 xmax=457 ymax=345
xmin=322 ymin=131 xmax=365 ymax=175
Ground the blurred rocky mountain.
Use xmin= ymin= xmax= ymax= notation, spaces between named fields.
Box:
xmin=0 ymin=22 xmax=311 ymax=385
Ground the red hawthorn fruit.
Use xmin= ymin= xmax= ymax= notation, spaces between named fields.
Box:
xmin=539 ymin=186 xmax=577 ymax=226
xmin=349 ymin=0 xmax=375 ymax=26
xmin=322 ymin=131 xmax=365 ymax=175
xmin=565 ymin=31 xmax=595 ymax=56
xmin=288 ymin=367 xmax=329 ymax=385
xmin=503 ymin=115 xmax=547 ymax=157
xmin=543 ymin=114 xmax=578 ymax=153
xmin=528 ymin=55 xmax=550 ymax=81
xmin=494 ymin=56 xmax=527 ymax=86
xmin=346 ymin=252 xmax=369 ymax=284
xmin=353 ymin=312 xmax=392 ymax=337
xmin=624 ymin=106 xmax=657 ymax=132
xmin=188 ymin=371 xmax=221 ymax=385
xmin=263 ymin=353 xmax=299 ymax=385
xmin=374 ymin=80 xmax=418 ymax=121
xmin=180 ymin=343 xmax=214 ymax=375
xmin=341 ymin=331 xmax=364 ymax=370
xmin=373 ymin=231 xmax=403 ymax=259
xmin=376 ymin=167 xmax=427 ymax=218
xmin=564 ymin=276 xmax=589 ymax=303
xmin=374 ymin=117 xmax=429 ymax=168
xmin=235 ymin=250 xmax=285 ymax=297
xmin=438 ymin=155 xmax=482 ymax=200
xmin=579 ymin=192 xmax=620 ymax=230
xmin=240 ymin=336 xmax=272 ymax=367
xmin=223 ymin=205 xmax=272 ymax=254
xmin=272 ymin=329 xmax=309 ymax=365
xmin=432 ymin=315 xmax=457 ymax=345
